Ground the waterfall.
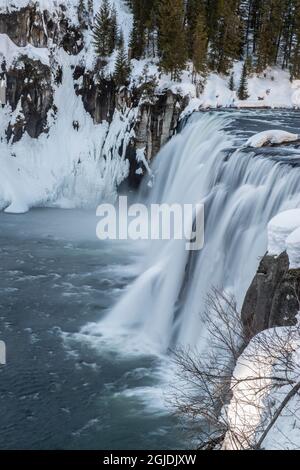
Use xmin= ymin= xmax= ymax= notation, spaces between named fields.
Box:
xmin=87 ymin=111 xmax=300 ymax=353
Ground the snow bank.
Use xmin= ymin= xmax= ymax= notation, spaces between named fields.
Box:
xmin=223 ymin=326 xmax=300 ymax=450
xmin=246 ymin=130 xmax=299 ymax=148
xmin=286 ymin=228 xmax=300 ymax=269
xmin=268 ymin=209 xmax=300 ymax=256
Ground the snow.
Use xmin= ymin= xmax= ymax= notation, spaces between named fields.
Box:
xmin=268 ymin=209 xmax=300 ymax=256
xmin=286 ymin=228 xmax=300 ymax=269
xmin=0 ymin=1 xmax=133 ymax=40
xmin=0 ymin=33 xmax=50 ymax=68
xmin=0 ymin=1 xmax=135 ymax=213
xmin=223 ymin=326 xmax=300 ymax=450
xmin=0 ymin=49 xmax=131 ymax=213
xmin=245 ymin=130 xmax=299 ymax=148
xmin=1 ymin=1 xmax=300 ymax=213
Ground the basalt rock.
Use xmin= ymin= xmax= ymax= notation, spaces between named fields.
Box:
xmin=242 ymin=252 xmax=299 ymax=339
xmin=5 ymin=57 xmax=53 ymax=142
xmin=133 ymin=90 xmax=188 ymax=161
xmin=125 ymin=90 xmax=188 ymax=187
xmin=73 ymin=67 xmax=116 ymax=124
xmin=0 ymin=5 xmax=85 ymax=54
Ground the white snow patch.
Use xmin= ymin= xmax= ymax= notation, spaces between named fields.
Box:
xmin=246 ymin=130 xmax=299 ymax=148
xmin=286 ymin=228 xmax=300 ymax=269
xmin=268 ymin=210 xmax=300 ymax=256
xmin=0 ymin=33 xmax=50 ymax=68
xmin=223 ymin=326 xmax=300 ymax=450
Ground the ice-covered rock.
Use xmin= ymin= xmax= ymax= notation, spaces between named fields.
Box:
xmin=268 ymin=209 xmax=300 ymax=255
xmin=246 ymin=130 xmax=299 ymax=148
xmin=286 ymin=227 xmax=300 ymax=269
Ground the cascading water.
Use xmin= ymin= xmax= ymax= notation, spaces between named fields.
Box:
xmin=85 ymin=111 xmax=300 ymax=353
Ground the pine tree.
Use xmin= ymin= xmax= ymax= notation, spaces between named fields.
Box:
xmin=114 ymin=42 xmax=131 ymax=86
xmin=238 ymin=62 xmax=249 ymax=99
xmin=93 ymin=0 xmax=114 ymax=57
xmin=129 ymin=0 xmax=158 ymax=60
xmin=158 ymin=0 xmax=187 ymax=80
xmin=78 ymin=0 xmax=88 ymax=26
xmin=229 ymin=72 xmax=235 ymax=90
xmin=109 ymin=5 xmax=118 ymax=53
xmin=192 ymin=10 xmax=208 ymax=82
xmin=117 ymin=29 xmax=125 ymax=49
xmin=186 ymin=0 xmax=207 ymax=58
xmin=290 ymin=5 xmax=300 ymax=80
xmin=209 ymin=0 xmax=242 ymax=75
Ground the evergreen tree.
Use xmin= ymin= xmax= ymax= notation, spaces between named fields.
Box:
xmin=238 ymin=62 xmax=249 ymax=99
xmin=186 ymin=0 xmax=207 ymax=58
xmin=78 ymin=0 xmax=88 ymax=26
xmin=209 ymin=0 xmax=242 ymax=75
xmin=122 ymin=0 xmax=300 ymax=82
xmin=158 ymin=0 xmax=187 ymax=80
xmin=93 ymin=0 xmax=117 ymax=57
xmin=192 ymin=10 xmax=208 ymax=81
xmin=129 ymin=0 xmax=158 ymax=59
xmin=114 ymin=42 xmax=131 ymax=86
xmin=290 ymin=5 xmax=300 ymax=79
xmin=229 ymin=72 xmax=235 ymax=90
xmin=109 ymin=5 xmax=119 ymax=53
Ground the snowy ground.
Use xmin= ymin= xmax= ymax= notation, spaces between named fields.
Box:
xmin=223 ymin=324 xmax=300 ymax=450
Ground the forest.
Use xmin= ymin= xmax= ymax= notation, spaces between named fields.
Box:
xmin=91 ymin=0 xmax=300 ymax=84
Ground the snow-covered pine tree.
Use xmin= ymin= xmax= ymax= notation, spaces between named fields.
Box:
xmin=114 ymin=40 xmax=131 ymax=86
xmin=93 ymin=0 xmax=116 ymax=57
xmin=238 ymin=62 xmax=249 ymax=100
xmin=229 ymin=73 xmax=235 ymax=91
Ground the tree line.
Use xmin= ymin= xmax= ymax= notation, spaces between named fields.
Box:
xmin=91 ymin=0 xmax=300 ymax=88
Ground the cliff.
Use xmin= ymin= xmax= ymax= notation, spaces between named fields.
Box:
xmin=242 ymin=252 xmax=300 ymax=339
xmin=0 ymin=1 xmax=188 ymax=212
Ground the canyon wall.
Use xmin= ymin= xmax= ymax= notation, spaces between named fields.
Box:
xmin=0 ymin=3 xmax=187 ymax=186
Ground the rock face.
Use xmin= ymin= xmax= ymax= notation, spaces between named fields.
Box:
xmin=133 ymin=90 xmax=188 ymax=161
xmin=125 ymin=90 xmax=188 ymax=187
xmin=5 ymin=57 xmax=53 ymax=142
xmin=0 ymin=5 xmax=85 ymax=52
xmin=242 ymin=252 xmax=300 ymax=339
xmin=0 ymin=3 xmax=187 ymax=185
xmin=73 ymin=66 xmax=117 ymax=124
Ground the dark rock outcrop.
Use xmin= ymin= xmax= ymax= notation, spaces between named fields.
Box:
xmin=5 ymin=57 xmax=53 ymax=142
xmin=124 ymin=90 xmax=188 ymax=187
xmin=133 ymin=90 xmax=189 ymax=161
xmin=242 ymin=252 xmax=300 ymax=339
xmin=0 ymin=5 xmax=85 ymax=53
xmin=73 ymin=67 xmax=116 ymax=124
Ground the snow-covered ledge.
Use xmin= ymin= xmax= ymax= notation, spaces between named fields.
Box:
xmin=246 ymin=130 xmax=300 ymax=148
xmin=268 ymin=209 xmax=300 ymax=268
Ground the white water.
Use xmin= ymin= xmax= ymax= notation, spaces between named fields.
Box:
xmin=85 ymin=112 xmax=300 ymax=353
